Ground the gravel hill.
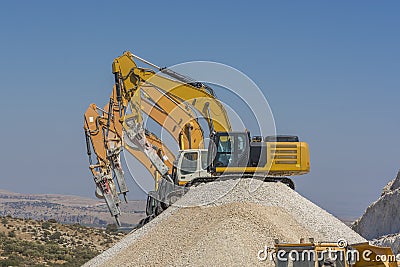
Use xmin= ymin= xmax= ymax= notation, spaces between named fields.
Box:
xmin=84 ymin=179 xmax=365 ymax=267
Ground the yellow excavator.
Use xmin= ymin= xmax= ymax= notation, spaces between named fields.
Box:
xmin=84 ymin=51 xmax=311 ymax=225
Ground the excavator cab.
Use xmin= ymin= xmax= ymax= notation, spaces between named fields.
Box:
xmin=208 ymin=131 xmax=310 ymax=177
xmin=207 ymin=132 xmax=251 ymax=173
xmin=207 ymin=131 xmax=275 ymax=174
xmin=172 ymin=149 xmax=209 ymax=186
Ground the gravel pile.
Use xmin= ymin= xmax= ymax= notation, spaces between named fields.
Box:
xmin=84 ymin=179 xmax=365 ymax=267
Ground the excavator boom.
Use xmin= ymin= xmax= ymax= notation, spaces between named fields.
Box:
xmin=141 ymin=84 xmax=204 ymax=149
xmin=112 ymin=51 xmax=232 ymax=133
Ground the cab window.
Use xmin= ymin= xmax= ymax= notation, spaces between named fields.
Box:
xmin=217 ymin=136 xmax=232 ymax=153
xmin=201 ymin=151 xmax=208 ymax=170
xmin=180 ymin=152 xmax=198 ymax=175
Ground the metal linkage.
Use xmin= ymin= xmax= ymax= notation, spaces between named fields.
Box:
xmin=130 ymin=52 xmax=215 ymax=96
xmin=93 ymin=172 xmax=122 ymax=226
xmin=107 ymin=146 xmax=128 ymax=203
xmin=124 ymin=117 xmax=173 ymax=183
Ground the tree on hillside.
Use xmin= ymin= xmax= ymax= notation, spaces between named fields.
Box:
xmin=105 ymin=223 xmax=118 ymax=233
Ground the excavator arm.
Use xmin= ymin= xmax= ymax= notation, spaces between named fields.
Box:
xmin=141 ymin=84 xmax=204 ymax=150
xmin=84 ymin=100 xmax=176 ymax=223
xmin=84 ymin=103 xmax=125 ymax=225
xmin=84 ymin=76 xmax=184 ymax=222
xmin=112 ymin=51 xmax=232 ymax=134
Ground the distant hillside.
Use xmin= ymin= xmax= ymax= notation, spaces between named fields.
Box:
xmin=0 ymin=215 xmax=127 ymax=266
xmin=0 ymin=189 xmax=146 ymax=228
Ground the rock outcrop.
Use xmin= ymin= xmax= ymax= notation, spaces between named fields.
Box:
xmin=352 ymin=170 xmax=400 ymax=253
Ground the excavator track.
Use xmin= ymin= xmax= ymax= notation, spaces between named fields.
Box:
xmin=185 ymin=175 xmax=295 ymax=190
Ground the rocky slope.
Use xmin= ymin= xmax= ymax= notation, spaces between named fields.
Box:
xmin=352 ymin=170 xmax=400 ymax=254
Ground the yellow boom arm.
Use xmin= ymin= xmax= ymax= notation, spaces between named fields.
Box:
xmin=112 ymin=51 xmax=232 ymax=135
xmin=141 ymin=84 xmax=204 ymax=150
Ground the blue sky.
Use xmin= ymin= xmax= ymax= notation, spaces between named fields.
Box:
xmin=0 ymin=1 xmax=399 ymax=218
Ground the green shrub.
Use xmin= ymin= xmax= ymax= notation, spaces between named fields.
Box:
xmin=1 ymin=218 xmax=8 ymax=225
xmin=105 ymin=223 xmax=118 ymax=233
xmin=42 ymin=221 xmax=51 ymax=229
xmin=0 ymin=254 xmax=23 ymax=267
xmin=49 ymin=231 xmax=62 ymax=240
xmin=8 ymin=231 xmax=16 ymax=238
